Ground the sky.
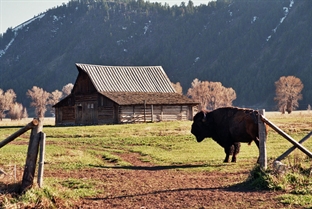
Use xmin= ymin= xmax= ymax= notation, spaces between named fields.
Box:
xmin=0 ymin=0 xmax=212 ymax=34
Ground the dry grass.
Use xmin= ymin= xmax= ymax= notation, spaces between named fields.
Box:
xmin=265 ymin=110 xmax=312 ymax=118
xmin=0 ymin=117 xmax=55 ymax=126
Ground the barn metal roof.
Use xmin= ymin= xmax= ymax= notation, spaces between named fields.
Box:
xmin=76 ymin=63 xmax=177 ymax=93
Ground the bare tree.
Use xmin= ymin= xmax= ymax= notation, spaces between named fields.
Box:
xmin=211 ymin=82 xmax=236 ymax=109
xmin=187 ymin=79 xmax=236 ymax=110
xmin=62 ymin=83 xmax=74 ymax=98
xmin=0 ymin=89 xmax=16 ymax=120
xmin=22 ymin=107 xmax=28 ymax=119
xmin=27 ymin=86 xmax=51 ymax=118
xmin=187 ymin=78 xmax=209 ymax=110
xmin=50 ymin=90 xmax=63 ymax=105
xmin=49 ymin=90 xmax=63 ymax=115
xmin=274 ymin=76 xmax=303 ymax=114
xmin=9 ymin=102 xmax=24 ymax=120
xmin=171 ymin=82 xmax=183 ymax=95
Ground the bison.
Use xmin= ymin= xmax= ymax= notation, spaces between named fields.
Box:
xmin=191 ymin=107 xmax=261 ymax=163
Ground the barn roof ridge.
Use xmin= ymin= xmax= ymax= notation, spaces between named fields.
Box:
xmin=75 ymin=63 xmax=163 ymax=68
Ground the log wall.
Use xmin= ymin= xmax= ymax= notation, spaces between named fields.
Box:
xmin=55 ymin=92 xmax=195 ymax=125
xmin=119 ymin=105 xmax=191 ymax=123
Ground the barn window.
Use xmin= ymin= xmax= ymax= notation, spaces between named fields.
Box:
xmin=99 ymin=96 xmax=113 ymax=107
xmin=100 ymin=96 xmax=104 ymax=106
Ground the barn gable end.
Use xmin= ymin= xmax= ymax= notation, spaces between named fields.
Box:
xmin=53 ymin=63 xmax=198 ymax=125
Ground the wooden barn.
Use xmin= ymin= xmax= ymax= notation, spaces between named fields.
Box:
xmin=53 ymin=63 xmax=198 ymax=125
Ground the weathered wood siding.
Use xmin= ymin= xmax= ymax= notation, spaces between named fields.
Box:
xmin=73 ymin=71 xmax=97 ymax=95
xmin=119 ymin=105 xmax=192 ymax=123
xmin=97 ymin=95 xmax=117 ymax=124
xmin=54 ymin=95 xmax=76 ymax=125
xmin=74 ymin=94 xmax=98 ymax=125
xmin=55 ymin=106 xmax=75 ymax=125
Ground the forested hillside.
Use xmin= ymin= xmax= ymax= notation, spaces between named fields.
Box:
xmin=0 ymin=0 xmax=311 ymax=114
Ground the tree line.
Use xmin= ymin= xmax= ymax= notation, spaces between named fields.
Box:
xmin=177 ymin=75 xmax=305 ymax=114
xmin=0 ymin=75 xmax=305 ymax=120
xmin=0 ymin=83 xmax=73 ymax=120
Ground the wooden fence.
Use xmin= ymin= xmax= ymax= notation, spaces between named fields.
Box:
xmin=258 ymin=110 xmax=312 ymax=169
xmin=0 ymin=118 xmax=46 ymax=193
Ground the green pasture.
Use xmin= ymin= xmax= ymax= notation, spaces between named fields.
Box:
xmin=0 ymin=111 xmax=311 ymax=208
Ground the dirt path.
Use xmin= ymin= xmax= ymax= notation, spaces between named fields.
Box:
xmin=44 ymin=152 xmax=301 ymax=209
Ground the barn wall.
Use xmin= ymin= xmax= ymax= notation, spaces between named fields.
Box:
xmin=55 ymin=106 xmax=75 ymax=125
xmin=98 ymin=95 xmax=117 ymax=124
xmin=74 ymin=94 xmax=98 ymax=125
xmin=119 ymin=105 xmax=192 ymax=123
xmin=73 ymin=71 xmax=97 ymax=95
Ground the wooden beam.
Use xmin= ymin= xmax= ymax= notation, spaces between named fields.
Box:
xmin=276 ymin=131 xmax=312 ymax=161
xmin=37 ymin=132 xmax=46 ymax=188
xmin=20 ymin=119 xmax=43 ymax=193
xmin=0 ymin=118 xmax=39 ymax=148
xmin=151 ymin=105 xmax=154 ymax=122
xmin=258 ymin=110 xmax=267 ymax=169
xmin=143 ymin=100 xmax=146 ymax=122
xmin=260 ymin=115 xmax=312 ymax=158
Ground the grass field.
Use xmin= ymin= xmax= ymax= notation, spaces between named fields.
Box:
xmin=0 ymin=110 xmax=311 ymax=208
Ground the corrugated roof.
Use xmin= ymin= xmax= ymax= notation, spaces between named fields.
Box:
xmin=76 ymin=63 xmax=177 ymax=93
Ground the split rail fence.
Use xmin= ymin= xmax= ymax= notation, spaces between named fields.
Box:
xmin=258 ymin=110 xmax=312 ymax=169
xmin=0 ymin=118 xmax=46 ymax=193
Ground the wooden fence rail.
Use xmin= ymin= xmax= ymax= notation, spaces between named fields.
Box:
xmin=258 ymin=111 xmax=312 ymax=170
xmin=276 ymin=131 xmax=312 ymax=161
xmin=0 ymin=119 xmax=39 ymax=148
xmin=260 ymin=115 xmax=312 ymax=158
xmin=0 ymin=118 xmax=45 ymax=193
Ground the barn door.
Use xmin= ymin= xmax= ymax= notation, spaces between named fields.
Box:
xmin=85 ymin=103 xmax=96 ymax=124
xmin=76 ymin=104 xmax=83 ymax=124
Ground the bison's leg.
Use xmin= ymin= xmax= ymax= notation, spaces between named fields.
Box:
xmin=231 ymin=143 xmax=241 ymax=163
xmin=223 ymin=145 xmax=234 ymax=163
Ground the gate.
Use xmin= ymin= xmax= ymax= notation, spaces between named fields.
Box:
xmin=0 ymin=118 xmax=46 ymax=193
xmin=258 ymin=110 xmax=312 ymax=169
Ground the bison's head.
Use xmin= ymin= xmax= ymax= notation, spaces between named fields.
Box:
xmin=191 ymin=110 xmax=214 ymax=142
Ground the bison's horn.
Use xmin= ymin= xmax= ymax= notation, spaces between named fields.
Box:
xmin=202 ymin=112 xmax=206 ymax=122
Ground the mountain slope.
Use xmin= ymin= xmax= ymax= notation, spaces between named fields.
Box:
xmin=0 ymin=0 xmax=311 ymax=113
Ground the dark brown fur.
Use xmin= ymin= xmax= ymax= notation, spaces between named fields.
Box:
xmin=191 ymin=107 xmax=261 ymax=163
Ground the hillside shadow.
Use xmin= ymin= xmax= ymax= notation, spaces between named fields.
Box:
xmin=0 ymin=125 xmax=25 ymax=129
xmin=85 ymin=180 xmax=266 ymax=202
xmin=90 ymin=163 xmax=226 ymax=171
xmin=0 ymin=182 xmax=21 ymax=194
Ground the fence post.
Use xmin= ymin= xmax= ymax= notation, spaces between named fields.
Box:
xmin=258 ymin=109 xmax=267 ymax=169
xmin=20 ymin=118 xmax=43 ymax=193
xmin=37 ymin=132 xmax=46 ymax=188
